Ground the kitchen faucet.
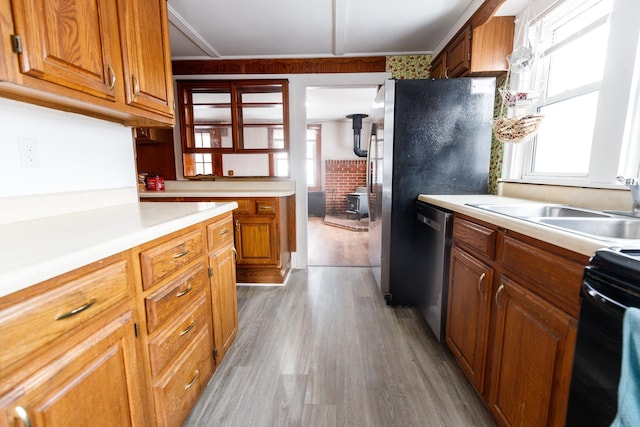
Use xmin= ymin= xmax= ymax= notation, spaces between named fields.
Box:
xmin=617 ymin=175 xmax=640 ymax=215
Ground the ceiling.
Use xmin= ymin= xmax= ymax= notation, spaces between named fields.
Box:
xmin=167 ymin=0 xmax=527 ymax=121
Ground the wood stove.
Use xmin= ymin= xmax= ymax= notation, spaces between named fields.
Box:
xmin=345 ymin=187 xmax=369 ymax=220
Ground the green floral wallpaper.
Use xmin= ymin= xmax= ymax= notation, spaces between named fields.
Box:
xmin=488 ymin=75 xmax=507 ymax=195
xmin=386 ymin=55 xmax=432 ymax=79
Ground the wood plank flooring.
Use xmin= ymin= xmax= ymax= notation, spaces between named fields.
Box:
xmin=185 ymin=267 xmax=496 ymax=426
xmin=307 ymin=218 xmax=369 ymax=267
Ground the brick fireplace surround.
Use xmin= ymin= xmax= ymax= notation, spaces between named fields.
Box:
xmin=324 ymin=160 xmax=367 ymax=216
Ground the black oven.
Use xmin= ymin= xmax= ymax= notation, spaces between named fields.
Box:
xmin=566 ymin=248 xmax=640 ymax=426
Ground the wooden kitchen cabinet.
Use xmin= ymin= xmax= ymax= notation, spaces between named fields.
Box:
xmin=429 ymin=54 xmax=447 ymax=79
xmin=206 ymin=213 xmax=238 ymax=363
xmin=445 ymin=214 xmax=586 ymax=427
xmin=8 ymin=0 xmax=122 ymax=102
xmin=0 ymin=210 xmax=239 ymax=427
xmin=0 ymin=0 xmax=174 ymax=126
xmin=446 ymin=26 xmax=473 ymax=78
xmin=489 ymin=276 xmax=577 ymax=427
xmin=0 ymin=252 xmax=148 ymax=427
xmin=446 ymin=246 xmax=493 ymax=392
xmin=233 ymin=197 xmax=292 ymax=283
xmin=117 ymin=0 xmax=174 ymax=119
xmin=136 ymin=224 xmax=215 ymax=427
xmin=143 ymin=195 xmax=296 ymax=284
xmin=234 ymin=215 xmax=278 ymax=266
xmin=431 ymin=16 xmax=514 ymax=79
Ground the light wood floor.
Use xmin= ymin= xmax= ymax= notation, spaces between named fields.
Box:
xmin=185 ymin=267 xmax=496 ymax=426
xmin=307 ymin=217 xmax=369 ymax=267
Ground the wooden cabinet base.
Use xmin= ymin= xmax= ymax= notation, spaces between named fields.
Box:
xmin=446 ymin=214 xmax=587 ymax=427
xmin=236 ymin=261 xmax=290 ymax=284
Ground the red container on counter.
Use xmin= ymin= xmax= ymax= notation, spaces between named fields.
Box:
xmin=146 ymin=176 xmax=165 ymax=191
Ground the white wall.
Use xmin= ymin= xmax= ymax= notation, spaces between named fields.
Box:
xmin=0 ymin=98 xmax=136 ymax=198
xmin=0 ymin=97 xmax=138 ymax=223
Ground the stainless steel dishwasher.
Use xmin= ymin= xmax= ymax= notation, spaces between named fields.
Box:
xmin=414 ymin=201 xmax=453 ymax=341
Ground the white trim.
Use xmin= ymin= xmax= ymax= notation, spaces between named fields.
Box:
xmin=503 ymin=0 xmax=640 ymax=188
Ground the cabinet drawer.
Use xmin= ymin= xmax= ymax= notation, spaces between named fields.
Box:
xmin=500 ymin=235 xmax=584 ymax=316
xmin=153 ymin=326 xmax=214 ymax=427
xmin=453 ymin=217 xmax=497 ymax=259
xmin=255 ymin=199 xmax=277 ymax=214
xmin=206 ymin=214 xmax=234 ymax=252
xmin=148 ymin=294 xmax=210 ymax=377
xmin=145 ymin=262 xmax=207 ymax=333
xmin=140 ymin=229 xmax=204 ymax=290
xmin=234 ymin=199 xmax=250 ymax=214
xmin=0 ymin=257 xmax=129 ymax=371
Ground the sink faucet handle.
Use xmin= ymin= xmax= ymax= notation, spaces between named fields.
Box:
xmin=617 ymin=175 xmax=640 ymax=186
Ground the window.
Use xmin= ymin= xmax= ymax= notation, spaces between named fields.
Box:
xmin=306 ymin=125 xmax=321 ymax=190
xmin=177 ymin=79 xmax=289 ymax=178
xmin=505 ymin=0 xmax=640 ymax=185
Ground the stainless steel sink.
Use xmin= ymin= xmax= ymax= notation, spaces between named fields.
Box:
xmin=465 ymin=203 xmax=640 ymax=241
xmin=535 ymin=217 xmax=640 ymax=240
xmin=467 ymin=203 xmax=611 ymax=218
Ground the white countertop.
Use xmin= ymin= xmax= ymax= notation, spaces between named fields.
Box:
xmin=418 ymin=194 xmax=640 ymax=257
xmin=139 ymin=189 xmax=295 ymax=198
xmin=0 ymin=201 xmax=237 ymax=298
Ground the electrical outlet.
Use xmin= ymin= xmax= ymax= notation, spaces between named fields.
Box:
xmin=18 ymin=137 xmax=41 ymax=168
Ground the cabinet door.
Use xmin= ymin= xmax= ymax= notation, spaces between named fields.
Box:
xmin=10 ymin=0 xmax=122 ymax=101
xmin=445 ymin=246 xmax=493 ymax=392
xmin=117 ymin=0 xmax=174 ymax=118
xmin=447 ymin=25 xmax=471 ymax=77
xmin=234 ymin=216 xmax=279 ymax=266
xmin=209 ymin=244 xmax=238 ymax=363
xmin=429 ymin=54 xmax=446 ymax=79
xmin=0 ymin=311 xmax=146 ymax=427
xmin=489 ymin=276 xmax=577 ymax=427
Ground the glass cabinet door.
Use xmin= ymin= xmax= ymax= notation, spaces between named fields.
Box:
xmin=236 ymin=84 xmax=286 ymax=150
xmin=178 ymin=80 xmax=289 ymax=178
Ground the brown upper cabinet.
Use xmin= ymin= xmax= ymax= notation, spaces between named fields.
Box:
xmin=431 ymin=16 xmax=514 ymax=79
xmin=430 ymin=0 xmax=514 ymax=79
xmin=0 ymin=0 xmax=174 ymax=126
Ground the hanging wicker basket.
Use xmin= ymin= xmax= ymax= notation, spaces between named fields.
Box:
xmin=492 ymin=114 xmax=544 ymax=144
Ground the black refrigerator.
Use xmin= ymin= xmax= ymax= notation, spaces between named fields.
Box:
xmin=368 ymin=78 xmax=495 ymax=313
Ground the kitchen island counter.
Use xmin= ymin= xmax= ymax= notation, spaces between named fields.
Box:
xmin=0 ymin=201 xmax=237 ymax=298
xmin=419 ymin=194 xmax=640 ymax=257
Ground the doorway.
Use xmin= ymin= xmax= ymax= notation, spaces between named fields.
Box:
xmin=305 ymin=86 xmax=378 ymax=267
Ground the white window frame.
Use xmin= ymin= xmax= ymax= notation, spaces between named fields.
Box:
xmin=502 ymin=0 xmax=640 ymax=187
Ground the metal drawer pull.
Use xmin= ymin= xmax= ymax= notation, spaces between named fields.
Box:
xmin=173 ymin=250 xmax=189 ymax=259
xmin=495 ymin=284 xmax=505 ymax=309
xmin=55 ymin=298 xmax=96 ymax=320
xmin=175 ymin=285 xmax=192 ymax=298
xmin=132 ymin=75 xmax=140 ymax=96
xmin=107 ymin=65 xmax=116 ymax=91
xmin=220 ymin=228 xmax=229 ymax=235
xmin=184 ymin=370 xmax=199 ymax=390
xmin=179 ymin=321 xmax=195 ymax=337
xmin=232 ymin=247 xmax=237 ymax=263
xmin=477 ymin=273 xmax=486 ymax=294
xmin=15 ymin=406 xmax=31 ymax=427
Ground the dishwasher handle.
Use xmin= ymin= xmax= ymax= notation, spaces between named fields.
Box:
xmin=417 ymin=212 xmax=442 ymax=232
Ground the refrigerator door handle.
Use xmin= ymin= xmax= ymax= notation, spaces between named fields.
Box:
xmin=367 ymin=126 xmax=374 ymax=195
